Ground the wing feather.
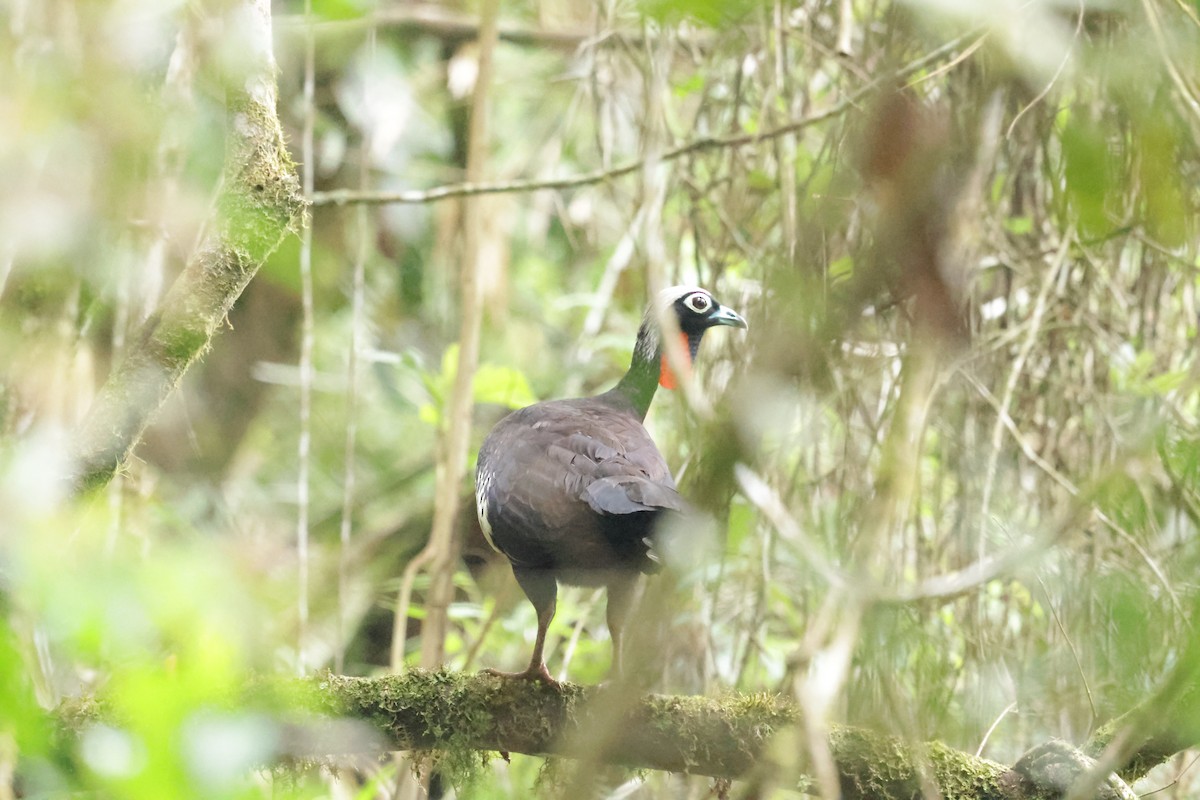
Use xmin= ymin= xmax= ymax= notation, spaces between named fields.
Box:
xmin=476 ymin=398 xmax=681 ymax=575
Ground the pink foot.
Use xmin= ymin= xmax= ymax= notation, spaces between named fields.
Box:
xmin=482 ymin=662 xmax=559 ymax=688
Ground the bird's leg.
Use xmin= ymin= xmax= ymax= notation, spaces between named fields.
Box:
xmin=605 ymin=574 xmax=639 ymax=680
xmin=522 ymin=598 xmax=557 ymax=683
xmin=484 ymin=569 xmax=558 ymax=686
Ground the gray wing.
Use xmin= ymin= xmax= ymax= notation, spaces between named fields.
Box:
xmin=476 ymin=401 xmax=682 ymax=572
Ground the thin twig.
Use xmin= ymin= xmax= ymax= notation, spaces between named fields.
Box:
xmin=0 ymin=244 xmax=13 ymax=301
xmin=773 ymin=0 xmax=799 ymax=270
xmin=461 ymin=578 xmax=517 ymax=671
xmin=296 ymin=0 xmax=318 ymax=677
xmin=556 ymin=589 xmax=603 ymax=683
xmin=906 ymin=34 xmax=986 ymax=88
xmin=566 ymin=203 xmax=647 ymax=384
xmin=733 ymin=465 xmax=849 ymax=591
xmin=310 ymin=34 xmax=973 ymax=207
xmin=275 ymin=7 xmax=671 ymax=51
xmin=977 ymin=236 xmax=1069 ymax=565
xmin=1004 ymin=0 xmax=1083 ymax=139
xmin=335 ymin=22 xmax=374 ymax=677
xmin=958 ymin=370 xmax=1186 ymax=618
xmin=975 ymin=701 xmax=1017 ymax=758
xmin=1139 ymin=751 xmax=1200 ymax=797
xmin=836 ymin=0 xmax=854 ymax=56
xmin=390 ymin=0 xmax=502 ymax=675
xmin=1037 ymin=576 xmax=1098 ymax=730
xmin=1140 ymin=0 xmax=1200 ymax=135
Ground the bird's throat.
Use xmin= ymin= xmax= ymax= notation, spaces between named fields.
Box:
xmin=658 ymin=332 xmax=693 ymax=390
xmin=609 ymin=331 xmax=697 ymax=420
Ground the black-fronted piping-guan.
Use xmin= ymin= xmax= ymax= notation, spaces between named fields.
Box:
xmin=475 ymin=286 xmax=747 ymax=685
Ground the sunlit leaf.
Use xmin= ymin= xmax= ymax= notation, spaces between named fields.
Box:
xmin=472 ymin=363 xmax=538 ymax=409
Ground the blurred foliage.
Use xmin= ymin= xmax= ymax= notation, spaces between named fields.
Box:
xmin=417 ymin=345 xmax=538 ymax=428
xmin=1 ymin=0 xmax=1200 ymax=797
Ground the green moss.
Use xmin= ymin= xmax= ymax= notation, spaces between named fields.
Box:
xmin=294 ymin=671 xmax=1033 ymax=796
xmin=159 ymin=321 xmax=210 ymax=364
xmin=620 ymin=689 xmax=793 ymax=776
xmin=926 ymin=740 xmax=1011 ymax=800
xmin=318 ymin=670 xmax=506 ymax=790
xmin=218 ymin=85 xmax=304 ymax=266
xmin=218 ymin=184 xmax=301 ymax=267
xmin=827 ymin=728 xmax=1014 ymax=800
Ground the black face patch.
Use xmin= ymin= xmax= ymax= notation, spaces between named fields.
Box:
xmin=674 ymin=291 xmax=716 ymax=335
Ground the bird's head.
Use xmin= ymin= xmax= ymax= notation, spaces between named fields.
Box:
xmin=635 ymin=286 xmax=748 ymax=389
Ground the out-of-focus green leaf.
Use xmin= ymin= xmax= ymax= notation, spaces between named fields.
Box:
xmin=0 ymin=620 xmax=50 ymax=763
xmin=311 ymin=0 xmax=373 ymax=21
xmin=1147 ymin=369 xmax=1187 ymax=396
xmin=472 ymin=363 xmax=538 ymax=410
xmin=419 ymin=344 xmax=538 ymax=427
xmin=746 ymin=169 xmax=775 ymax=192
xmin=1003 ymin=215 xmax=1033 ymax=235
xmin=673 ymin=73 xmax=706 ymax=98
xmin=1061 ymin=115 xmax=1113 ymax=237
xmin=638 ymin=0 xmax=765 ymax=26
xmin=1135 ymin=118 xmax=1189 ymax=246
xmin=726 ymin=499 xmax=754 ymax=552
xmin=829 ymin=255 xmax=854 ymax=281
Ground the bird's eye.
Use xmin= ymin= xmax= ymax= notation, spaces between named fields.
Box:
xmin=684 ymin=293 xmax=712 ymax=314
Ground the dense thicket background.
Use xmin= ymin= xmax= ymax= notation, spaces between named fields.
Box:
xmin=2 ymin=0 xmax=1200 ymax=797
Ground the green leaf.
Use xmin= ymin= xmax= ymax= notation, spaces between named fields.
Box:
xmin=672 ymin=73 xmax=705 ymax=98
xmin=829 ymin=255 xmax=854 ymax=281
xmin=1146 ymin=369 xmax=1187 ymax=396
xmin=419 ymin=345 xmax=538 ymax=428
xmin=726 ymin=499 xmax=754 ymax=552
xmin=418 ymin=403 xmax=440 ymax=427
xmin=311 ymin=0 xmax=372 ymax=21
xmin=1061 ymin=116 xmax=1113 ymax=236
xmin=637 ymin=0 xmax=765 ymax=26
xmin=1136 ymin=118 xmax=1189 ymax=246
xmin=746 ymin=169 xmax=775 ymax=192
xmin=1003 ymin=216 xmax=1033 ymax=235
xmin=472 ymin=363 xmax=537 ymax=409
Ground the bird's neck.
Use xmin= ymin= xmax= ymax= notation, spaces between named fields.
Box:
xmin=604 ymin=319 xmax=661 ymax=421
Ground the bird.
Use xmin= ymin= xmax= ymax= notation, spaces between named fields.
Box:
xmin=475 ymin=285 xmax=747 ymax=685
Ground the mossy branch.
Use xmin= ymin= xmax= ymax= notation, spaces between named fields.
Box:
xmin=54 ymin=667 xmax=1193 ymax=798
xmin=1080 ymin=617 xmax=1200 ymax=791
xmin=274 ymin=670 xmax=1150 ymax=799
xmin=70 ymin=0 xmax=305 ymax=494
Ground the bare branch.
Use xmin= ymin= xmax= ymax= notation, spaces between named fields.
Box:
xmin=276 ymin=6 xmax=595 ymax=51
xmin=309 ymin=34 xmax=973 ymax=207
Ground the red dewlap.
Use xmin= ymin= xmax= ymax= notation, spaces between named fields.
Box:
xmin=658 ymin=333 xmax=692 ymax=389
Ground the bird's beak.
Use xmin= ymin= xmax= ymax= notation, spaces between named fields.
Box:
xmin=706 ymin=305 xmax=748 ymax=330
